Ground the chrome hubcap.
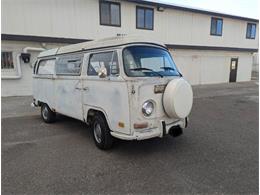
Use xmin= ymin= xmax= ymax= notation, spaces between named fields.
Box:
xmin=42 ymin=107 xmax=48 ymax=120
xmin=94 ymin=123 xmax=102 ymax=143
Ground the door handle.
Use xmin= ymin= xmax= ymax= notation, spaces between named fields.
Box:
xmin=83 ymin=87 xmax=89 ymax=91
xmin=75 ymin=87 xmax=89 ymax=91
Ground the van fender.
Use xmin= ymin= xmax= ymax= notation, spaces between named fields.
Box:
xmin=83 ymin=105 xmax=112 ymax=130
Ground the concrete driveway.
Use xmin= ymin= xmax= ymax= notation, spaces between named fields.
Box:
xmin=2 ymin=81 xmax=258 ymax=194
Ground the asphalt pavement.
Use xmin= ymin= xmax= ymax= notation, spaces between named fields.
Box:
xmin=2 ymin=81 xmax=259 ymax=194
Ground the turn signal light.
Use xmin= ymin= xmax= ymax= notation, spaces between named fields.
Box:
xmin=118 ymin=122 xmax=125 ymax=128
xmin=134 ymin=122 xmax=148 ymax=129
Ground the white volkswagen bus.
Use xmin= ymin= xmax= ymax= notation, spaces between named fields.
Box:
xmin=32 ymin=36 xmax=193 ymax=149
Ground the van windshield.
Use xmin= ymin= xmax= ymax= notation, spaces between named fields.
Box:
xmin=123 ymin=46 xmax=180 ymax=77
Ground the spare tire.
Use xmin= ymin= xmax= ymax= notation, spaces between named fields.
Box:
xmin=163 ymin=78 xmax=193 ymax=119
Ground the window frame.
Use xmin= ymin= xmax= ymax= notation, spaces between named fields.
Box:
xmin=55 ymin=54 xmax=83 ymax=76
xmin=1 ymin=51 xmax=15 ymax=70
xmin=210 ymin=17 xmax=223 ymax=36
xmin=246 ymin=23 xmax=256 ymax=39
xmin=136 ymin=6 xmax=154 ymax=30
xmin=99 ymin=1 xmax=121 ymax=27
xmin=33 ymin=60 xmax=38 ymax=74
xmin=122 ymin=45 xmax=180 ymax=78
xmin=87 ymin=50 xmax=119 ymax=77
xmin=36 ymin=58 xmax=56 ymax=76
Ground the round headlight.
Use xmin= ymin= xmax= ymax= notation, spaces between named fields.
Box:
xmin=142 ymin=101 xmax=154 ymax=116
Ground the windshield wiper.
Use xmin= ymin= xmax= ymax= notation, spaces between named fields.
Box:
xmin=130 ymin=68 xmax=163 ymax=78
xmin=160 ymin=67 xmax=175 ymax=71
xmin=161 ymin=66 xmax=183 ymax=77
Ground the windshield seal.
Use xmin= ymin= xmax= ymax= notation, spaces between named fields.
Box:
xmin=122 ymin=45 xmax=181 ymax=78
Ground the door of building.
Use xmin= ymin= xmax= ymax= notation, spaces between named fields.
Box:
xmin=229 ymin=58 xmax=238 ymax=82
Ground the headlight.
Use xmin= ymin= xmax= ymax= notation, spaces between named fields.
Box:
xmin=142 ymin=101 xmax=154 ymax=116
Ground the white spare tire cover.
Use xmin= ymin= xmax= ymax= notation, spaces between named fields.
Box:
xmin=163 ymin=78 xmax=193 ymax=119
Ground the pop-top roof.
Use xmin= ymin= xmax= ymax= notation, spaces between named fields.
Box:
xmin=38 ymin=36 xmax=166 ymax=58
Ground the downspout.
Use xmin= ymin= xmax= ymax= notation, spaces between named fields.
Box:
xmin=23 ymin=47 xmax=46 ymax=68
xmin=2 ymin=47 xmax=45 ymax=80
xmin=22 ymin=47 xmax=45 ymax=54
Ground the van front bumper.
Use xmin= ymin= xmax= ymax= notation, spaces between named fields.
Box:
xmin=110 ymin=118 xmax=188 ymax=141
xmin=31 ymin=98 xmax=39 ymax=107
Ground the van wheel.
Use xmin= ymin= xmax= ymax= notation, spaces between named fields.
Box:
xmin=92 ymin=113 xmax=113 ymax=150
xmin=41 ymin=103 xmax=56 ymax=123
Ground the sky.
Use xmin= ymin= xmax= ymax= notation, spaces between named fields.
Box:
xmin=156 ymin=0 xmax=259 ymax=19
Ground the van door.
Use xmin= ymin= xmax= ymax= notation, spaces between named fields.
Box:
xmin=82 ymin=50 xmax=130 ymax=134
xmin=54 ymin=54 xmax=84 ymax=120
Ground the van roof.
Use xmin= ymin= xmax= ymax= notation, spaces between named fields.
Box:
xmin=38 ymin=36 xmax=166 ymax=58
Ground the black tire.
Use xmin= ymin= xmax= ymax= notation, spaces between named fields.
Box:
xmin=41 ymin=103 xmax=56 ymax=123
xmin=92 ymin=113 xmax=113 ymax=150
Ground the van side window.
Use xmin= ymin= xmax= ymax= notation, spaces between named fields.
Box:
xmin=37 ymin=59 xmax=55 ymax=75
xmin=88 ymin=51 xmax=119 ymax=76
xmin=56 ymin=54 xmax=83 ymax=75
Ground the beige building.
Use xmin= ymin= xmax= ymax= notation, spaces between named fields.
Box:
xmin=1 ymin=0 xmax=259 ymax=96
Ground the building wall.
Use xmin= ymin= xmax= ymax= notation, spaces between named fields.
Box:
xmin=170 ymin=49 xmax=253 ymax=85
xmin=1 ymin=0 xmax=258 ymax=49
xmin=252 ymin=53 xmax=259 ymax=72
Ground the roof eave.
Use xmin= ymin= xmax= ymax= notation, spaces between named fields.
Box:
xmin=125 ymin=0 xmax=259 ymax=22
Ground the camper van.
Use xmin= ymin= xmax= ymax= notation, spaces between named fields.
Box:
xmin=32 ymin=36 xmax=193 ymax=149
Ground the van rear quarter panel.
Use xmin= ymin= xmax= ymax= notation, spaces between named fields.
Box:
xmin=33 ymin=76 xmax=56 ymax=109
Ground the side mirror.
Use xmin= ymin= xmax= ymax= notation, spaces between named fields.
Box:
xmin=110 ymin=63 xmax=119 ymax=75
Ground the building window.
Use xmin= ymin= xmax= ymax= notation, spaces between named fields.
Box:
xmin=100 ymin=1 xmax=121 ymax=27
xmin=136 ymin=6 xmax=154 ymax=30
xmin=210 ymin=17 xmax=223 ymax=36
xmin=246 ymin=23 xmax=256 ymax=39
xmin=1 ymin=52 xmax=14 ymax=69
